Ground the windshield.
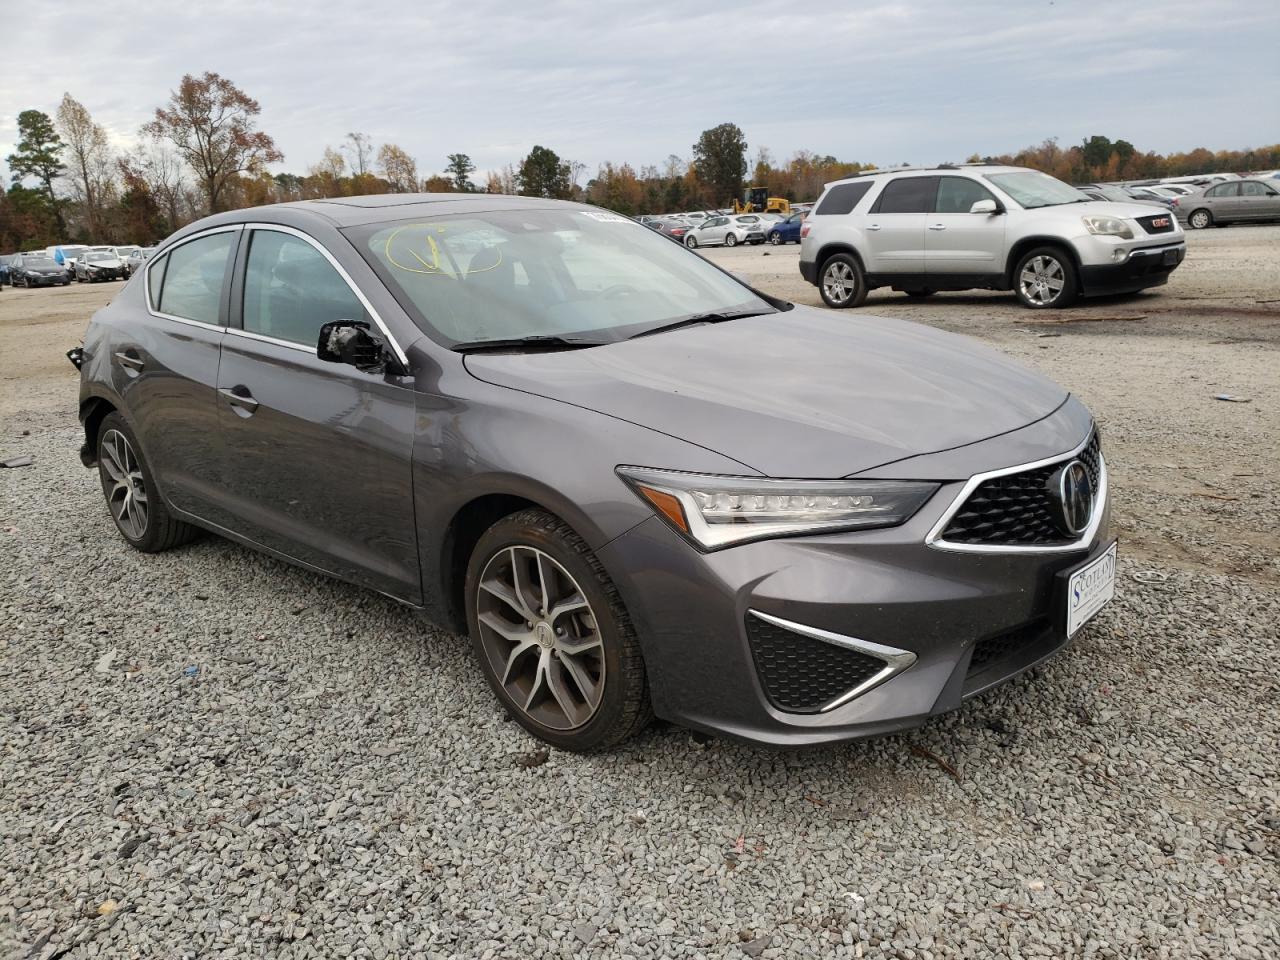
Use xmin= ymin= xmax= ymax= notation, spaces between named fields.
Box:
xmin=87 ymin=253 xmax=113 ymax=262
xmin=985 ymin=171 xmax=1088 ymax=209
xmin=24 ymin=257 xmax=57 ymax=268
xmin=349 ymin=208 xmax=773 ymax=346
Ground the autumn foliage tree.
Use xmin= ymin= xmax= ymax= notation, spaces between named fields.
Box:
xmin=57 ymin=94 xmax=114 ymax=238
xmin=144 ymin=72 xmax=282 ymax=214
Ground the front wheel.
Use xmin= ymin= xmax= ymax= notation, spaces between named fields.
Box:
xmin=685 ymin=235 xmax=698 ymax=249
xmin=465 ymin=509 xmax=651 ymax=752
xmin=1187 ymin=209 xmax=1212 ymax=229
xmin=1013 ymin=247 xmax=1078 ymax=309
xmin=819 ymin=253 xmax=868 ymax=308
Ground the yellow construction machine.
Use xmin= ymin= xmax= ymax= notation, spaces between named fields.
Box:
xmin=732 ymin=186 xmax=791 ymax=215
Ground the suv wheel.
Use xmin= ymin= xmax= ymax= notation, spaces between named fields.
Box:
xmin=465 ymin=509 xmax=651 ymax=752
xmin=96 ymin=413 xmax=199 ymax=552
xmin=1187 ymin=208 xmax=1212 ymax=229
xmin=1013 ymin=247 xmax=1078 ymax=309
xmin=819 ymin=253 xmax=868 ymax=308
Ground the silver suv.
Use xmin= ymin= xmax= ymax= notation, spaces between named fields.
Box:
xmin=799 ymin=164 xmax=1187 ymax=309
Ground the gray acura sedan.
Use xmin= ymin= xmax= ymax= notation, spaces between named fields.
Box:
xmin=74 ymin=194 xmax=1115 ymax=751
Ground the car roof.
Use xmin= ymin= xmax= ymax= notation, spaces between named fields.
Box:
xmin=200 ymin=193 xmax=590 ymax=231
xmin=824 ymin=163 xmax=1028 ymax=190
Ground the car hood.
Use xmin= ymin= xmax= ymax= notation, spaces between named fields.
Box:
xmin=1077 ymin=199 xmax=1172 ymax=218
xmin=88 ymin=259 xmax=123 ymax=267
xmin=464 ymin=306 xmax=1069 ymax=478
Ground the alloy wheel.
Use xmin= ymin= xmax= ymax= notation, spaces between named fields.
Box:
xmin=1018 ymin=255 xmax=1066 ymax=306
xmin=475 ymin=545 xmax=605 ymax=731
xmin=100 ymin=428 xmax=149 ymax=539
xmin=1189 ymin=209 xmax=1211 ymax=229
xmin=823 ymin=261 xmax=856 ymax=304
xmin=770 ymin=233 xmax=782 ymax=245
xmin=725 ymin=233 xmax=737 ymax=247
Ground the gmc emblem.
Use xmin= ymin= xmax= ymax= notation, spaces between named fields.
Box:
xmin=1152 ymin=217 xmax=1170 ymax=227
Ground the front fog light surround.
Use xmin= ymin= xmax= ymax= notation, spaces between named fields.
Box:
xmin=617 ymin=466 xmax=939 ymax=550
xmin=1113 ymin=248 xmax=1130 ymax=262
xmin=1082 ymin=215 xmax=1134 ymax=240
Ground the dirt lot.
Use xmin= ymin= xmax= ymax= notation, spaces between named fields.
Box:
xmin=1 ymin=227 xmax=1277 ymax=958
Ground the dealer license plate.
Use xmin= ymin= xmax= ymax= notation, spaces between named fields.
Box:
xmin=1066 ymin=542 xmax=1117 ymax=636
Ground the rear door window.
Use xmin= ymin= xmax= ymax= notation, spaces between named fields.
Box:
xmin=814 ymin=181 xmax=873 ymax=215
xmin=873 ymin=177 xmax=938 ymax=214
xmin=156 ymin=232 xmax=236 ymax=326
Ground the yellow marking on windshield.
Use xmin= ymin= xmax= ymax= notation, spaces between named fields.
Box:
xmin=382 ymin=223 xmax=502 ymax=279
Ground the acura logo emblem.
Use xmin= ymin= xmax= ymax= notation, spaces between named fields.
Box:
xmin=1050 ymin=460 xmax=1094 ymax=536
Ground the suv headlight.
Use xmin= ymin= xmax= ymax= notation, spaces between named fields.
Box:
xmin=1082 ymin=215 xmax=1133 ymax=239
xmin=617 ymin=467 xmax=939 ymax=550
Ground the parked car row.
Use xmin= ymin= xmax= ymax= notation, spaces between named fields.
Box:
xmin=0 ymin=244 xmax=155 ymax=289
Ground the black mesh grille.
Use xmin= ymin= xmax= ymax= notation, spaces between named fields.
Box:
xmin=968 ymin=618 xmax=1050 ymax=675
xmin=940 ymin=433 xmax=1101 ymax=546
xmin=1136 ymin=213 xmax=1176 ymax=234
xmin=747 ymin=616 xmax=886 ymax=713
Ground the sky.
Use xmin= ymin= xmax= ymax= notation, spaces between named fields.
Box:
xmin=2 ymin=0 xmax=1278 ymax=187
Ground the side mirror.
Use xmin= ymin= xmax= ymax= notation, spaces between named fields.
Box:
xmin=970 ymin=199 xmax=999 ymax=215
xmin=318 ymin=319 xmax=389 ymax=374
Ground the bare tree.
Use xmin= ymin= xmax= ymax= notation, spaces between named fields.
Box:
xmin=56 ymin=94 xmax=114 ymax=237
xmin=125 ymin=141 xmax=188 ymax=231
xmin=144 ymin=72 xmax=283 ymax=213
xmin=377 ymin=143 xmax=418 ymax=192
xmin=343 ymin=132 xmax=373 ymax=177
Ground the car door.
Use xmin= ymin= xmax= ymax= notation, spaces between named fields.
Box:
xmin=863 ymin=176 xmax=934 ymax=276
xmin=1238 ymin=180 xmax=1278 ymax=220
xmin=924 ymin=176 xmax=1007 ymax=278
xmin=213 ymin=224 xmax=421 ymax=603
xmin=703 ymin=217 xmax=727 ymax=244
xmin=1204 ymin=182 xmax=1239 ymax=220
xmin=124 ymin=226 xmax=239 ymax=518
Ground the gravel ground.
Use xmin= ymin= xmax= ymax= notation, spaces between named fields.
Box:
xmin=2 ymin=225 xmax=1278 ymax=959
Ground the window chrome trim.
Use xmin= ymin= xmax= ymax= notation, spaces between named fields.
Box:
xmin=924 ymin=431 xmax=1107 ymax=554
xmin=241 ymin=222 xmax=409 ymax=367
xmin=223 ymin=326 xmax=312 ymax=354
xmin=748 ymin=610 xmax=917 ymax=712
xmin=143 ymin=224 xmax=242 ymax=328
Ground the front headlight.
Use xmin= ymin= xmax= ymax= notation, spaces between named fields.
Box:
xmin=1082 ymin=215 xmax=1134 ymax=239
xmin=617 ymin=466 xmax=939 ymax=550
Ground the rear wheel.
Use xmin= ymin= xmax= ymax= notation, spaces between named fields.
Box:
xmin=466 ymin=509 xmax=651 ymax=752
xmin=769 ymin=232 xmax=783 ymax=245
xmin=1188 ymin=208 xmax=1212 ymax=229
xmin=819 ymin=253 xmax=868 ymax=308
xmin=96 ymin=413 xmax=199 ymax=552
xmin=724 ymin=233 xmax=738 ymax=247
xmin=1013 ymin=247 xmax=1078 ymax=309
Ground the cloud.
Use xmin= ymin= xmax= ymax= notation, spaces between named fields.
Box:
xmin=1 ymin=0 xmax=1277 ymax=186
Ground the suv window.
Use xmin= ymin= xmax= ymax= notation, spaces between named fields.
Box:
xmin=242 ymin=230 xmax=367 ymax=347
xmin=814 ymin=181 xmax=872 ymax=215
xmin=156 ymin=232 xmax=235 ymax=325
xmin=873 ymin=177 xmax=938 ymax=214
xmin=935 ymin=177 xmax=996 ymax=214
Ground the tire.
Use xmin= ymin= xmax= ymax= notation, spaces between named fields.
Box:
xmin=1187 ymin=208 xmax=1212 ymax=230
xmin=685 ymin=235 xmax=697 ymax=249
xmin=1012 ymin=246 xmax=1078 ymax=309
xmin=724 ymin=233 xmax=738 ymax=247
xmin=96 ymin=412 xmax=199 ymax=553
xmin=819 ymin=252 xmax=868 ymax=308
xmin=905 ymin=289 xmax=936 ymax=298
xmin=769 ymin=232 xmax=783 ymax=245
xmin=465 ymin=508 xmax=651 ymax=753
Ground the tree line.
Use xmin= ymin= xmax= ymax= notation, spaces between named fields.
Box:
xmin=3 ymin=71 xmax=1277 ymax=250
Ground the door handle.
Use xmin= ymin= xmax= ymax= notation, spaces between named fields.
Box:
xmin=867 ymin=224 xmax=882 ymax=231
xmin=114 ymin=350 xmax=144 ymax=372
xmin=928 ymin=224 xmax=947 ymax=230
xmin=218 ymin=386 xmax=260 ymax=416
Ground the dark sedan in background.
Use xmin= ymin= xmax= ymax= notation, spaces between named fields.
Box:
xmin=74 ymin=194 xmax=1115 ymax=752
xmin=9 ymin=255 xmax=71 ymax=287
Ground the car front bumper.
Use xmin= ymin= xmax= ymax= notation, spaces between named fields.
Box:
xmin=597 ymin=412 xmax=1113 ymax=747
xmin=1078 ymin=242 xmax=1186 ymax=296
xmin=25 ymin=274 xmax=68 ymax=286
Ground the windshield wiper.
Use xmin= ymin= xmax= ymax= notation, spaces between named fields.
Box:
xmin=452 ymin=334 xmax=606 ymax=353
xmin=628 ymin=310 xmax=771 ymax=340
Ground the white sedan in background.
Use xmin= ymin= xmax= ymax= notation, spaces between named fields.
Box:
xmin=684 ymin=215 xmax=768 ymax=248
